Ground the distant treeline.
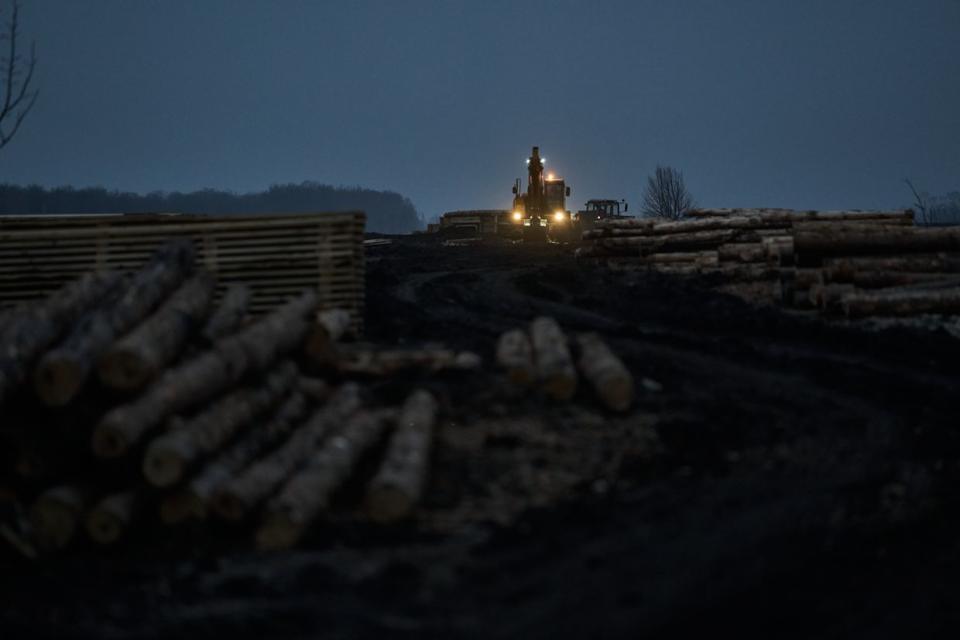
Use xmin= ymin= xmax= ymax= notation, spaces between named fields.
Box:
xmin=0 ymin=182 xmax=422 ymax=233
xmin=921 ymin=191 xmax=960 ymax=225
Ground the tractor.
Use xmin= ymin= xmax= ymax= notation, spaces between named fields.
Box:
xmin=573 ymin=199 xmax=631 ymax=235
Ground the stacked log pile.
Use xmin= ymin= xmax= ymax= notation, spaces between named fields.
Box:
xmin=0 ymin=242 xmax=450 ymax=556
xmin=578 ymin=208 xmax=960 ymax=320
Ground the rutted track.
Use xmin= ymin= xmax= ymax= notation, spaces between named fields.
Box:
xmin=2 ymin=236 xmax=960 ymax=639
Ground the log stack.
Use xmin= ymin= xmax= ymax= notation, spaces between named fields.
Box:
xmin=0 ymin=242 xmax=467 ymax=556
xmin=578 ymin=208 xmax=960 ymax=321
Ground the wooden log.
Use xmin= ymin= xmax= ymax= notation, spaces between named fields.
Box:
xmin=34 ymin=241 xmax=195 ymax=406
xmin=608 ymin=262 xmax=698 ymax=275
xmin=92 ymin=291 xmax=317 ymax=459
xmin=810 ymin=283 xmax=857 ymax=314
xmin=598 ymin=229 xmax=750 ymax=255
xmin=712 ymin=263 xmax=781 ymax=281
xmin=496 ymin=329 xmax=535 ymax=385
xmin=530 ymin=316 xmax=577 ymax=401
xmin=365 ymin=390 xmax=439 ymax=523
xmin=718 ymin=243 xmax=768 ymax=263
xmin=333 ymin=347 xmax=483 ymax=376
xmin=589 ymin=215 xmax=789 ymax=238
xmin=573 ymin=245 xmax=602 ymax=259
xmin=601 ymin=251 xmax=718 ymax=266
xmin=842 ymin=287 xmax=960 ymax=318
xmin=297 ymin=376 xmax=332 ymax=402
xmin=824 ymin=269 xmax=959 ymax=289
xmin=763 ymin=236 xmax=794 ymax=267
xmin=575 ymin=333 xmax=634 ymax=412
xmin=588 ymin=218 xmax=657 ymax=230
xmin=200 ymin=283 xmax=251 ymax=343
xmin=28 ymin=484 xmax=91 ymax=551
xmin=212 ymin=383 xmax=362 ymax=521
xmin=304 ymin=308 xmax=352 ymax=364
xmin=142 ymin=361 xmax=299 ymax=488
xmin=794 ymin=268 xmax=823 ymax=289
xmin=687 ymin=208 xmax=914 ymax=224
xmin=98 ymin=271 xmax=216 ymax=391
xmin=85 ymin=490 xmax=137 ymax=544
xmin=257 ymin=408 xmax=395 ymax=549
xmin=160 ymin=390 xmax=311 ymax=524
xmin=794 ymin=227 xmax=960 ymax=262
xmin=822 ymin=254 xmax=960 ymax=278
xmin=0 ymin=271 xmax=121 ymax=406
xmin=791 ymin=220 xmax=914 ymax=234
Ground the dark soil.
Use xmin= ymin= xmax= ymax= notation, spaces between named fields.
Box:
xmin=3 ymin=235 xmax=960 ymax=639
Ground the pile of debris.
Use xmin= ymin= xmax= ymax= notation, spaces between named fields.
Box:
xmin=578 ymin=208 xmax=960 ymax=319
xmin=0 ymin=242 xmax=471 ymax=556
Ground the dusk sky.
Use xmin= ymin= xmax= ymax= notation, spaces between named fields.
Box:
xmin=0 ymin=0 xmax=958 ymax=222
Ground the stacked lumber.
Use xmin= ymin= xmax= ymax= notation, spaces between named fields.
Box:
xmin=578 ymin=208 xmax=960 ymax=320
xmin=496 ymin=316 xmax=634 ymax=411
xmin=0 ymin=211 xmax=366 ymax=332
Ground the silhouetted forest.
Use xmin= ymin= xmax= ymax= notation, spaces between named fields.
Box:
xmin=0 ymin=182 xmax=422 ymax=233
xmin=924 ymin=191 xmax=960 ymax=224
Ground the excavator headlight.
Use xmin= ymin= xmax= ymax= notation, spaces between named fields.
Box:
xmin=554 ymin=211 xmax=565 ymax=222
xmin=512 ymin=211 xmax=523 ymax=221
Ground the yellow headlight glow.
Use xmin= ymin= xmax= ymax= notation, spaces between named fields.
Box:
xmin=513 ymin=211 xmax=523 ymax=221
xmin=554 ymin=211 xmax=565 ymax=222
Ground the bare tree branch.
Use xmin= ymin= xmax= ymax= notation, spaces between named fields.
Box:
xmin=0 ymin=0 xmax=38 ymax=151
xmin=642 ymin=166 xmax=694 ymax=220
xmin=904 ymin=178 xmax=930 ymax=225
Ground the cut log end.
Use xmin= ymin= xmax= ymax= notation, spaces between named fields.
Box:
xmin=542 ymin=374 xmax=578 ymax=402
xmin=160 ymin=492 xmax=204 ymax=525
xmin=92 ymin=423 xmax=129 ymax=459
xmin=29 ymin=490 xmax=85 ymax=551
xmin=85 ymin=491 xmax=136 ymax=544
xmin=365 ymin=485 xmax=414 ymax=524
xmin=33 ymin=357 xmax=86 ymax=407
xmin=85 ymin=509 xmax=124 ymax=545
xmin=143 ymin=443 xmax=187 ymax=488
xmin=598 ymin=377 xmax=634 ymax=413
xmin=212 ymin=491 xmax=248 ymax=522
xmin=97 ymin=346 xmax=152 ymax=391
xmin=255 ymin=513 xmax=303 ymax=551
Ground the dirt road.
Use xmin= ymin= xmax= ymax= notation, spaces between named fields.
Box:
xmin=3 ymin=235 xmax=960 ymax=638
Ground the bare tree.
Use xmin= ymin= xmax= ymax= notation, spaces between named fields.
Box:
xmin=0 ymin=0 xmax=38 ymax=151
xmin=642 ymin=166 xmax=694 ymax=220
xmin=904 ymin=178 xmax=931 ymax=225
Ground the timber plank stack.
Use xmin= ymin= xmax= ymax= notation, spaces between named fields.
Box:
xmin=0 ymin=231 xmax=467 ymax=556
xmin=0 ymin=211 xmax=366 ymax=333
xmin=579 ymin=208 xmax=960 ymax=321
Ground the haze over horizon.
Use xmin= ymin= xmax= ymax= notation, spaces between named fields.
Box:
xmin=0 ymin=0 xmax=958 ymax=225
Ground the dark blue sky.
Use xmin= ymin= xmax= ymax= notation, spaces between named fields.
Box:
xmin=1 ymin=0 xmax=958 ymax=221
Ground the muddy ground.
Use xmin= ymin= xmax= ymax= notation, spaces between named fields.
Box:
xmin=3 ymin=234 xmax=960 ymax=638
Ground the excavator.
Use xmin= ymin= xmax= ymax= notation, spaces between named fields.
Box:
xmin=510 ymin=146 xmax=571 ymax=242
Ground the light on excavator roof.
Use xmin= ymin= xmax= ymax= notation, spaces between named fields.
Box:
xmin=547 ymin=173 xmax=556 ymax=181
